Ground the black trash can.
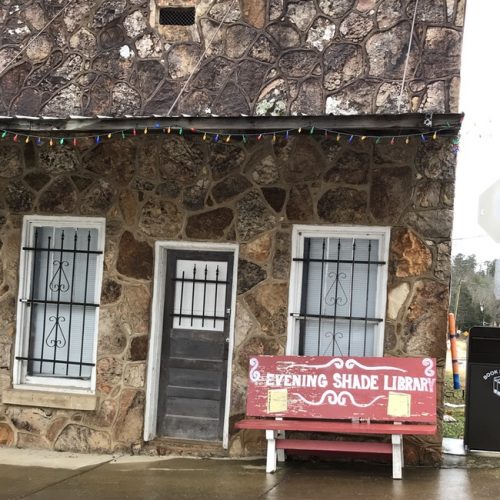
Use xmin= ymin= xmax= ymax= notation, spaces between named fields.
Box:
xmin=464 ymin=326 xmax=500 ymax=452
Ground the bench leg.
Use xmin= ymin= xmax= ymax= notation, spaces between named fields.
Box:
xmin=266 ymin=430 xmax=277 ymax=473
xmin=277 ymin=430 xmax=285 ymax=462
xmin=391 ymin=434 xmax=403 ymax=480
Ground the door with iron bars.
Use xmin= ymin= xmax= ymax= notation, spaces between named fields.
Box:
xmin=157 ymin=250 xmax=234 ymax=441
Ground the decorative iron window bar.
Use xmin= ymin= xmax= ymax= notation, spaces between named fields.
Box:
xmin=15 ymin=357 xmax=95 ymax=368
xmin=291 ymin=313 xmax=383 ymax=323
xmin=293 ymin=237 xmax=385 ymax=357
xmin=20 ymin=299 xmax=99 ymax=307
xmin=16 ymin=229 xmax=102 ymax=378
xmin=293 ymin=258 xmax=386 ymax=265
xmin=170 ymin=264 xmax=229 ymax=327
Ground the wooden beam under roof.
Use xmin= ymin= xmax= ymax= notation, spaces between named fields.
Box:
xmin=0 ymin=113 xmax=463 ymax=136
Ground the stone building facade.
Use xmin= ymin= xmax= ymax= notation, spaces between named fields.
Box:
xmin=0 ymin=0 xmax=465 ymax=466
xmin=0 ymin=0 xmax=463 ymax=116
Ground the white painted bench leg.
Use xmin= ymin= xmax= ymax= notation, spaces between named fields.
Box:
xmin=400 ymin=435 xmax=404 ymax=468
xmin=266 ymin=430 xmax=277 ymax=473
xmin=391 ymin=434 xmax=403 ymax=480
xmin=276 ymin=430 xmax=285 ymax=462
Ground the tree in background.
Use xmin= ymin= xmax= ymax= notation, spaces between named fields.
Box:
xmin=450 ymin=254 xmax=500 ymax=331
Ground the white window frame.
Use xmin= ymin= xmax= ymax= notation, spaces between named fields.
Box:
xmin=286 ymin=225 xmax=390 ymax=357
xmin=13 ymin=216 xmax=106 ymax=394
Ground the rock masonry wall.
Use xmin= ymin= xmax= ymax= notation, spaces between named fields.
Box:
xmin=0 ymin=134 xmax=455 ymax=464
xmin=0 ymin=0 xmax=464 ymax=116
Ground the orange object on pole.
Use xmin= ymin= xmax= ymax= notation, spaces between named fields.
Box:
xmin=448 ymin=313 xmax=461 ymax=389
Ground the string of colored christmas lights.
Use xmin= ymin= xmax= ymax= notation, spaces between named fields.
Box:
xmin=0 ymin=125 xmax=461 ymax=148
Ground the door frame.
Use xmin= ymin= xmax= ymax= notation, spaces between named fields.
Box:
xmin=144 ymin=241 xmax=239 ymax=449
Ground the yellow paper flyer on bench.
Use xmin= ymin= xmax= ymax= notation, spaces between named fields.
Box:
xmin=387 ymin=392 xmax=411 ymax=417
xmin=267 ymin=388 xmax=288 ymax=413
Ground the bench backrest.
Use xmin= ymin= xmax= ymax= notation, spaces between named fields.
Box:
xmin=246 ymin=356 xmax=436 ymax=424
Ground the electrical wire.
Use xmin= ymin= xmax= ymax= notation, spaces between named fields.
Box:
xmin=166 ymin=0 xmax=237 ymax=117
xmin=397 ymin=0 xmax=420 ymax=112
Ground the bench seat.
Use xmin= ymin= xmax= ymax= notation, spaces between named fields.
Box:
xmin=235 ymin=418 xmax=436 ymax=435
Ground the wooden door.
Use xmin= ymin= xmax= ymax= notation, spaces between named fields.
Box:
xmin=156 ymin=250 xmax=234 ymax=441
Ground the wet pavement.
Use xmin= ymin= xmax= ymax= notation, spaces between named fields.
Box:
xmin=1 ymin=448 xmax=500 ymax=500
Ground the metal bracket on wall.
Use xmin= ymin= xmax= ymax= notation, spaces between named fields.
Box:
xmin=424 ymin=113 xmax=433 ymax=127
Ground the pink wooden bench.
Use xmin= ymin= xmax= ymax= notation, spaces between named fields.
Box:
xmin=235 ymin=356 xmax=437 ymax=479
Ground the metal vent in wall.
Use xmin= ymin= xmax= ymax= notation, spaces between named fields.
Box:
xmin=159 ymin=7 xmax=196 ymax=26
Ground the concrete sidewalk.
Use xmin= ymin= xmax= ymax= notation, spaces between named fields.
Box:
xmin=1 ymin=448 xmax=500 ymax=500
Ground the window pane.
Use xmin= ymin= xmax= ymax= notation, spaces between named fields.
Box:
xmin=27 ymin=226 xmax=99 ymax=379
xmin=173 ymin=260 xmax=228 ymax=332
xmin=302 ymin=319 xmax=375 ymax=357
xmin=300 ymin=237 xmax=380 ymax=357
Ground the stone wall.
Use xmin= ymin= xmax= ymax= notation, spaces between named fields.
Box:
xmin=0 ymin=0 xmax=464 ymax=116
xmin=0 ymin=134 xmax=454 ymax=464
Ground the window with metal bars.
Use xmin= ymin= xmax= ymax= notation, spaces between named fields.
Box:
xmin=14 ymin=217 xmax=105 ymax=391
xmin=159 ymin=7 xmax=196 ymax=26
xmin=289 ymin=226 xmax=389 ymax=358
xmin=172 ymin=259 xmax=229 ymax=331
